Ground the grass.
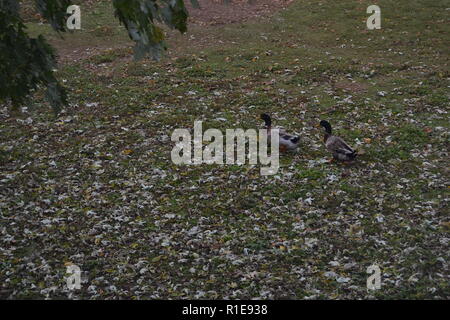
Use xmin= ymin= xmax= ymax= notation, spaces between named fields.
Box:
xmin=0 ymin=0 xmax=449 ymax=299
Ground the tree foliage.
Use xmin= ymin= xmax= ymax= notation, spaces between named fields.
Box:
xmin=0 ymin=0 xmax=68 ymax=114
xmin=0 ymin=0 xmax=200 ymax=114
xmin=113 ymin=0 xmax=198 ymax=60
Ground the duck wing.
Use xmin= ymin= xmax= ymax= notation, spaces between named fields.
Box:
xmin=279 ymin=133 xmax=300 ymax=149
xmin=326 ymin=136 xmax=355 ymax=156
xmin=281 ymin=133 xmax=299 ymax=143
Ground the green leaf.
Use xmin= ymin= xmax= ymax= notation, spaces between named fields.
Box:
xmin=35 ymin=0 xmax=73 ymax=32
xmin=113 ymin=0 xmax=189 ymax=60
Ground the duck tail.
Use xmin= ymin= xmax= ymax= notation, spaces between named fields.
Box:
xmin=260 ymin=113 xmax=272 ymax=127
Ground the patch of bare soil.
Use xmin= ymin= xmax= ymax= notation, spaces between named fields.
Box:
xmin=21 ymin=0 xmax=293 ymax=25
xmin=50 ymin=0 xmax=294 ymax=64
xmin=19 ymin=0 xmax=100 ymax=22
xmin=186 ymin=0 xmax=294 ymax=26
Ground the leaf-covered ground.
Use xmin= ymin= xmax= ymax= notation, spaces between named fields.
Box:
xmin=1 ymin=0 xmax=449 ymax=299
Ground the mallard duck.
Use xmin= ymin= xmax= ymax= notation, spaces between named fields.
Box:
xmin=260 ymin=113 xmax=300 ymax=152
xmin=318 ymin=120 xmax=357 ymax=162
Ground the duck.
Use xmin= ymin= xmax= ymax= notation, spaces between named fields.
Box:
xmin=318 ymin=120 xmax=357 ymax=162
xmin=260 ymin=113 xmax=300 ymax=152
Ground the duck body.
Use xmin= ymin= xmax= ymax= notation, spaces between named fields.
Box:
xmin=324 ymin=134 xmax=357 ymax=161
xmin=261 ymin=114 xmax=300 ymax=152
xmin=320 ymin=120 xmax=357 ymax=161
xmin=279 ymin=130 xmax=301 ymax=151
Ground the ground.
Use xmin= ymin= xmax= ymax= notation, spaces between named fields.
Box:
xmin=1 ymin=0 xmax=449 ymax=299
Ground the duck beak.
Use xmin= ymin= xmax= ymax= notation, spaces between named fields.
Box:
xmin=315 ymin=123 xmax=321 ymax=128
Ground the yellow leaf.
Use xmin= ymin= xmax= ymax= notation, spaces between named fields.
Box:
xmin=441 ymin=221 xmax=450 ymax=230
xmin=152 ymin=255 xmax=162 ymax=263
xmin=122 ymin=149 xmax=133 ymax=155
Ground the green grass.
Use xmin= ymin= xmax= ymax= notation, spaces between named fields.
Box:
xmin=0 ymin=0 xmax=449 ymax=299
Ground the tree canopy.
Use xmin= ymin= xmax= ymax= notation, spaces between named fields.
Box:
xmin=0 ymin=0 xmax=200 ymax=114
